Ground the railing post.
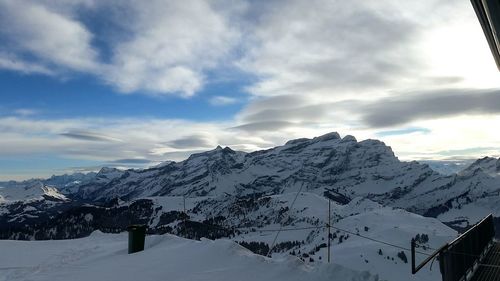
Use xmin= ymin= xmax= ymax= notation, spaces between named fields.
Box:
xmin=411 ymin=238 xmax=416 ymax=274
xmin=327 ymin=199 xmax=331 ymax=263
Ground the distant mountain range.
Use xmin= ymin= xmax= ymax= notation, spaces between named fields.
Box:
xmin=1 ymin=132 xmax=498 ymax=281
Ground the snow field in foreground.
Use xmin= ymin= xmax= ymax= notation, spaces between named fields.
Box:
xmin=0 ymin=231 xmax=377 ymax=281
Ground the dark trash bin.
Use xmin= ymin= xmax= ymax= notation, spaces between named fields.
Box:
xmin=127 ymin=224 xmax=147 ymax=254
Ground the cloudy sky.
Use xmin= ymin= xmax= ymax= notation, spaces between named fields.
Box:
xmin=1 ymin=0 xmax=499 ymax=180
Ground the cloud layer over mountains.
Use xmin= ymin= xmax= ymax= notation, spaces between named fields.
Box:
xmin=0 ymin=0 xmax=499 ymax=179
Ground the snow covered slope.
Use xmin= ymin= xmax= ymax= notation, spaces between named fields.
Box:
xmin=0 ymin=183 xmax=70 ymax=234
xmin=329 ymin=199 xmax=454 ymax=281
xmin=0 ymin=182 xmax=67 ymax=203
xmin=0 ymin=231 xmax=377 ymax=281
xmin=460 ymin=157 xmax=500 ymax=177
xmin=0 ymin=191 xmax=455 ymax=280
xmin=191 ymin=194 xmax=456 ymax=281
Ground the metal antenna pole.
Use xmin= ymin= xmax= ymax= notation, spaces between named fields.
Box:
xmin=183 ymin=196 xmax=186 ymax=236
xmin=328 ymin=199 xmax=331 ymax=263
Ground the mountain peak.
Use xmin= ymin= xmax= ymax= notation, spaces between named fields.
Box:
xmin=98 ymin=167 xmax=119 ymax=174
xmin=212 ymin=145 xmax=235 ymax=154
xmin=312 ymin=132 xmax=341 ymax=142
xmin=341 ymin=135 xmax=357 ymax=143
xmin=222 ymin=146 xmax=235 ymax=154
xmin=187 ymin=145 xmax=239 ymax=162
xmin=285 ymin=138 xmax=309 ymax=146
xmin=461 ymin=156 xmax=500 ymax=177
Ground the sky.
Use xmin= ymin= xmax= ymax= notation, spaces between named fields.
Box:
xmin=0 ymin=0 xmax=499 ymax=180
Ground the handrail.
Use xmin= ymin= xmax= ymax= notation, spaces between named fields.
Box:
xmin=411 ymin=240 xmax=448 ymax=274
xmin=447 ymin=214 xmax=493 ymax=247
xmin=411 ymin=213 xmax=495 ymax=281
xmin=439 ymin=214 xmax=495 ymax=281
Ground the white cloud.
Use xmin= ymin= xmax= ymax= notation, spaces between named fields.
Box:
xmin=1 ymin=112 xmax=500 ymax=180
xmin=0 ymin=117 xmax=233 ymax=162
xmin=234 ymin=0 xmax=500 ymax=100
xmin=225 ymin=0 xmax=500 ymax=155
xmin=104 ymin=0 xmax=239 ymax=96
xmin=13 ymin=108 xmax=38 ymax=116
xmin=236 ymin=0 xmax=418 ymax=98
xmin=1 ymin=0 xmax=499 ymax=99
xmin=0 ymin=0 xmax=100 ymax=73
xmin=1 ymin=0 xmax=500 ymax=179
xmin=209 ymin=96 xmax=238 ymax=106
xmin=376 ymin=116 xmax=500 ymax=161
xmin=0 ymin=53 xmax=55 ymax=75
xmin=0 ymin=0 xmax=239 ymax=97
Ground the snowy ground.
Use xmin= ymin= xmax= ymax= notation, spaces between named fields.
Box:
xmin=0 ymin=191 xmax=457 ymax=281
xmin=231 ymin=196 xmax=456 ymax=281
xmin=0 ymin=231 xmax=377 ymax=281
xmin=117 ymin=193 xmax=455 ymax=281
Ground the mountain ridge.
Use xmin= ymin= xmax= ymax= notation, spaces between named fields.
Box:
xmin=1 ymin=132 xmax=499 ymax=229
xmin=1 ymin=132 xmax=498 ymax=281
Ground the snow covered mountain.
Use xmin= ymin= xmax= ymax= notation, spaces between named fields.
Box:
xmin=459 ymin=156 xmax=500 ymax=177
xmin=2 ymin=132 xmax=499 ymax=230
xmin=418 ymin=160 xmax=473 ymax=175
xmin=2 ymin=132 xmax=499 ymax=226
xmin=0 ymin=182 xmax=67 ymax=203
xmin=0 ymin=171 xmax=97 ymax=196
xmin=1 ymin=132 xmax=498 ymax=280
xmin=40 ymin=132 xmax=497 ymax=230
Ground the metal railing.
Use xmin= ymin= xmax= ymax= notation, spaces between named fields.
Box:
xmin=439 ymin=214 xmax=495 ymax=281
xmin=411 ymin=239 xmax=447 ymax=274
xmin=411 ymin=214 xmax=496 ymax=281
